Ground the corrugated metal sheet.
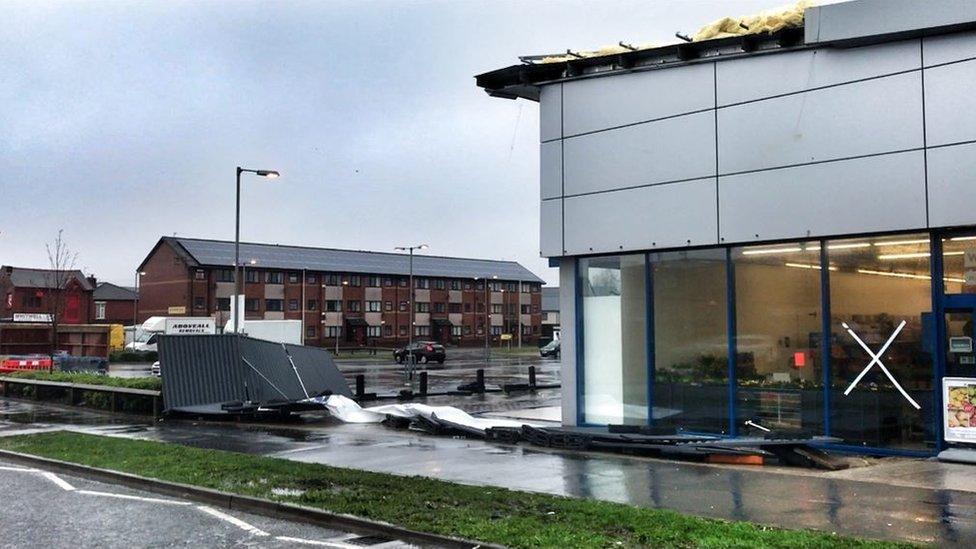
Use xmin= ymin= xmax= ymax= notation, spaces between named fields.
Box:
xmin=164 ymin=236 xmax=545 ymax=283
xmin=158 ymin=334 xmax=350 ymax=414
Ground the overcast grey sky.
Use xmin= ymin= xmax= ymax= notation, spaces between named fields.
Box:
xmin=1 ymin=0 xmax=774 ymax=286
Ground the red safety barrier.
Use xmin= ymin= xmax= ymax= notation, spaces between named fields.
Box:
xmin=0 ymin=356 xmax=53 ymax=373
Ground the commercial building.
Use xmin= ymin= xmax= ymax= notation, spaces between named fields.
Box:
xmin=1 ymin=266 xmax=95 ymax=324
xmin=92 ymin=282 xmax=138 ymax=324
xmin=478 ymin=0 xmax=976 ymax=455
xmin=136 ymin=237 xmax=544 ymax=348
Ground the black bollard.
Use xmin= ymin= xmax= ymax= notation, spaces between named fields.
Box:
xmin=355 ymin=374 xmax=365 ymax=398
xmin=528 ymin=365 xmax=536 ymax=388
xmin=419 ymin=371 xmax=428 ymax=396
xmin=476 ymin=368 xmax=485 ymax=393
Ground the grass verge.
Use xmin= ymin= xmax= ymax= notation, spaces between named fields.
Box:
xmin=5 ymin=371 xmax=161 ymax=391
xmin=0 ymin=431 xmax=913 ymax=549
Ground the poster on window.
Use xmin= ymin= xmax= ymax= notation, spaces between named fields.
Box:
xmin=944 ymin=377 xmax=976 ymax=443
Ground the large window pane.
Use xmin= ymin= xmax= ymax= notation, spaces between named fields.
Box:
xmin=733 ymin=243 xmax=823 ymax=434
xmin=650 ymin=249 xmax=729 ymax=433
xmin=942 ymin=233 xmax=973 ymax=295
xmin=579 ymin=255 xmax=648 ymax=425
xmin=828 ymin=235 xmax=934 ymax=450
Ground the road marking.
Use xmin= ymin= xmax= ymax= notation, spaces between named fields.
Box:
xmin=842 ymin=320 xmax=921 ymax=409
xmin=40 ymin=471 xmax=76 ymax=491
xmin=274 ymin=536 xmax=357 ymax=548
xmin=196 ymin=505 xmax=269 ymax=536
xmin=0 ymin=465 xmax=38 ymax=472
xmin=76 ymin=489 xmax=193 ymax=505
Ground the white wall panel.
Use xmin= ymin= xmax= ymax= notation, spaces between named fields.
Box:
xmin=718 ymin=151 xmax=926 ymax=242
xmin=562 ymin=63 xmax=713 ymax=136
xmin=540 ymin=141 xmax=562 ymax=200
xmin=928 ymin=142 xmax=976 ymax=228
xmin=716 ymin=40 xmax=920 ymax=106
xmin=924 ymin=31 xmax=976 ymax=66
xmin=563 ymin=178 xmax=717 ymax=254
xmin=924 ymin=59 xmax=976 ymax=147
xmin=718 ymin=71 xmax=923 ymax=174
xmin=540 ymin=199 xmax=562 ymax=256
xmin=563 ymin=111 xmax=715 ymax=196
xmin=539 ymin=84 xmax=562 ymax=142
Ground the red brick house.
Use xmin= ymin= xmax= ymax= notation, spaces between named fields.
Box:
xmin=1 ymin=266 xmax=95 ymax=324
xmin=92 ymin=282 xmax=138 ymax=324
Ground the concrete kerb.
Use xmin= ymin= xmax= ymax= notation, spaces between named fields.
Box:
xmin=0 ymin=449 xmax=501 ymax=549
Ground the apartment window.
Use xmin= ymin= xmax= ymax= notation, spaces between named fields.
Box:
xmin=450 ymin=280 xmax=461 ymax=290
xmin=348 ymin=275 xmax=361 ymax=287
xmin=464 ymin=281 xmax=472 ymax=290
xmin=288 ymin=299 xmax=299 ymax=311
xmin=326 ymin=326 xmax=341 ymax=338
xmin=464 ymin=325 xmax=471 ymax=335
xmin=432 ymin=302 xmax=445 ymax=313
xmin=194 ymin=270 xmax=206 ymax=280
xmin=383 ymin=277 xmax=393 ymax=287
xmin=217 ymin=269 xmax=234 ymax=282
xmin=521 ymin=304 xmax=531 ymax=314
xmin=449 ymin=303 xmax=461 ymax=313
xmin=415 ymin=278 xmax=429 ymax=289
xmin=366 ymin=326 xmax=381 ymax=338
xmin=325 ymin=274 xmax=340 ymax=286
xmin=415 ymin=326 xmax=430 ymax=336
xmin=194 ymin=297 xmax=205 ymax=309
xmin=347 ymin=300 xmax=361 ymax=312
xmin=533 ymin=304 xmax=539 ymax=313
xmin=384 ymin=325 xmax=393 ymax=336
xmin=398 ymin=278 xmax=408 ymax=288
xmin=265 ymin=272 xmax=284 ymax=284
xmin=451 ymin=326 xmax=462 ymax=337
xmin=489 ymin=281 xmax=501 ymax=292
xmin=506 ymin=282 xmax=517 ymax=292
xmin=521 ymin=325 xmax=533 ymax=335
xmin=477 ymin=303 xmax=485 ymax=313
xmin=288 ymin=272 xmax=300 ymax=283
xmin=325 ymin=300 xmax=341 ymax=312
xmin=384 ymin=301 xmax=393 ymax=311
xmin=217 ymin=298 xmax=231 ymax=311
xmin=94 ymin=301 xmax=106 ymax=320
xmin=476 ymin=281 xmax=484 ymax=291
xmin=366 ymin=301 xmax=382 ymax=312
xmin=306 ymin=326 xmax=316 ymax=338
xmin=399 ymin=325 xmax=408 ymax=336
xmin=464 ymin=303 xmax=472 ymax=313
xmin=366 ymin=276 xmax=380 ymax=287
xmin=476 ymin=326 xmax=484 ymax=335
xmin=399 ymin=301 xmax=408 ymax=312
xmin=416 ymin=302 xmax=429 ymax=313
xmin=245 ymin=298 xmax=260 ymax=312
xmin=491 ymin=326 xmax=502 ymax=336
xmin=433 ymin=279 xmax=445 ymax=290
xmin=245 ymin=270 xmax=260 ymax=283
xmin=265 ymin=299 xmax=283 ymax=312
xmin=307 ymin=274 xmax=317 ymax=284
xmin=491 ymin=304 xmax=503 ymax=314
xmin=307 ymin=299 xmax=317 ymax=311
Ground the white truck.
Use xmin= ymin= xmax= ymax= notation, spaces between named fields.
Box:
xmin=126 ymin=316 xmax=217 ymax=352
xmin=223 ymin=319 xmax=302 ymax=345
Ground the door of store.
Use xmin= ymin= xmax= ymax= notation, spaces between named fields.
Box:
xmin=944 ymin=302 xmax=976 ymax=379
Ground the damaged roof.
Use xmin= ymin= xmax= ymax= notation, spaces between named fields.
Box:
xmin=145 ymin=236 xmax=546 ymax=284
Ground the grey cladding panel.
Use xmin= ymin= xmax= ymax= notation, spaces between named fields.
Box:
xmin=539 ymin=84 xmax=562 ymax=142
xmin=563 ymin=111 xmax=716 ymax=196
xmin=924 ymin=31 xmax=976 ymax=66
xmin=927 ymin=142 xmax=976 ymax=228
xmin=563 ymin=178 xmax=717 ymax=254
xmin=718 ymin=71 xmax=923 ymax=174
xmin=540 ymin=141 xmax=562 ymax=200
xmin=562 ymin=63 xmax=713 ymax=136
xmin=806 ymin=0 xmax=976 ymax=45
xmin=716 ymin=40 xmax=920 ymax=106
xmin=540 ymin=199 xmax=563 ymax=257
xmin=924 ymin=59 xmax=976 ymax=147
xmin=719 ymin=151 xmax=926 ymax=243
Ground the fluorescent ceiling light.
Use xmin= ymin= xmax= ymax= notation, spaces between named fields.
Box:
xmin=827 ymin=242 xmax=871 ymax=250
xmin=951 ymin=236 xmax=976 ymax=241
xmin=857 ymin=268 xmax=965 ymax=284
xmin=785 ymin=262 xmax=837 ymax=271
xmin=872 ymin=239 xmax=930 ymax=247
xmin=878 ymin=252 xmax=931 ymax=260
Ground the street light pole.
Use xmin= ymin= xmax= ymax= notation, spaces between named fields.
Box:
xmin=394 ymin=244 xmax=428 ymax=379
xmin=234 ymin=166 xmax=279 ymax=335
xmin=132 ymin=270 xmax=145 ymax=338
xmin=477 ymin=275 xmax=497 ymax=362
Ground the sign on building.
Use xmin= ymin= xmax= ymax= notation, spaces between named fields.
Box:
xmin=12 ymin=313 xmax=53 ymax=323
xmin=164 ymin=317 xmax=216 ymax=335
xmin=168 ymin=306 xmax=187 ymax=315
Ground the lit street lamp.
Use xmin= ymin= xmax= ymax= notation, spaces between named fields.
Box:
xmin=234 ymin=167 xmax=279 ymax=335
xmin=394 ymin=243 xmax=428 ymax=378
xmin=132 ymin=270 xmax=146 ymax=336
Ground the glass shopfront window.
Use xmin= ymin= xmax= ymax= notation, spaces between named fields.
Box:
xmin=733 ymin=243 xmax=823 ymax=434
xmin=828 ymin=235 xmax=934 ymax=450
xmin=650 ymin=249 xmax=729 ymax=433
xmin=579 ymin=255 xmax=648 ymax=425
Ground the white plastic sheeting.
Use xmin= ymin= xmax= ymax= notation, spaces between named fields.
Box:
xmin=310 ymin=395 xmax=530 ymax=431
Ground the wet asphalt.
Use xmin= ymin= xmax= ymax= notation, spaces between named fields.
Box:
xmin=3 ymin=352 xmax=976 ymax=546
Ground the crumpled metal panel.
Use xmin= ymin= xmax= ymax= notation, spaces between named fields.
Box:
xmin=159 ymin=334 xmax=350 ymax=414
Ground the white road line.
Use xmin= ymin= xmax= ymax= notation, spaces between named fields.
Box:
xmin=40 ymin=471 xmax=75 ymax=491
xmin=75 ymin=490 xmax=193 ymax=505
xmin=274 ymin=536 xmax=356 ymax=548
xmin=0 ymin=466 xmax=38 ymax=472
xmin=196 ymin=505 xmax=270 ymax=536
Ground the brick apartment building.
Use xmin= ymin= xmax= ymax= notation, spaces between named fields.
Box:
xmin=136 ymin=237 xmax=546 ymax=348
xmin=1 ymin=266 xmax=95 ymax=324
xmin=92 ymin=282 xmax=138 ymax=324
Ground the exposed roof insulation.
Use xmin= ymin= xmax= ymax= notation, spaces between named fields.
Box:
xmin=692 ymin=1 xmax=813 ymax=42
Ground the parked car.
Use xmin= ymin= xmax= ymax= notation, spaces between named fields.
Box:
xmin=151 ymin=361 xmax=161 ymax=377
xmin=540 ymin=339 xmax=560 ymax=358
xmin=393 ymin=341 xmax=445 ymax=364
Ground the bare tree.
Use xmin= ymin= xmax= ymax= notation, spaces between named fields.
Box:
xmin=45 ymin=229 xmax=79 ymax=365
